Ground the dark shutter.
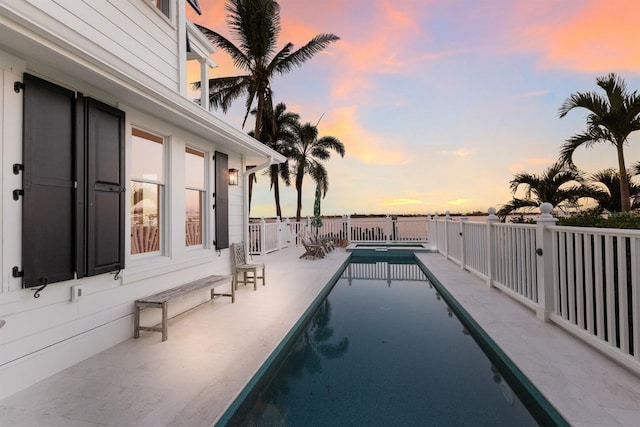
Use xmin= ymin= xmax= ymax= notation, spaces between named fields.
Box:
xmin=85 ymin=98 xmax=125 ymax=276
xmin=21 ymin=74 xmax=76 ymax=287
xmin=214 ymin=151 xmax=229 ymax=250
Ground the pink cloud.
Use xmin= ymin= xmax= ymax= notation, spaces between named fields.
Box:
xmin=511 ymin=0 xmax=640 ymax=72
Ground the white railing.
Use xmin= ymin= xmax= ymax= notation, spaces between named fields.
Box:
xmin=276 ymin=215 xmax=429 ymax=249
xmin=248 ymin=218 xmax=291 ymax=255
xmin=549 ymin=225 xmax=640 ymax=367
xmin=428 ymin=204 xmax=640 ymax=375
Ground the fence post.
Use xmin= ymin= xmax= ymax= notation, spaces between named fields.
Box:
xmin=460 ymin=216 xmax=468 ymax=270
xmin=385 ymin=215 xmax=391 ymax=243
xmin=485 ymin=207 xmax=498 ymax=288
xmin=535 ymin=202 xmax=558 ymax=322
xmin=276 ymin=216 xmax=282 ymax=250
xmin=432 ymin=213 xmax=439 ymax=251
xmin=260 ymin=217 xmax=267 ymax=256
xmin=444 ymin=211 xmax=451 ymax=259
xmin=347 ymin=215 xmax=352 ymax=244
xmin=285 ymin=217 xmax=291 ymax=247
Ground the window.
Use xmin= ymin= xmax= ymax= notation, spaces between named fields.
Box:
xmin=149 ymin=0 xmax=170 ymax=17
xmin=185 ymin=148 xmax=205 ymax=247
xmin=20 ymin=74 xmax=125 ymax=288
xmin=131 ymin=129 xmax=164 ymax=255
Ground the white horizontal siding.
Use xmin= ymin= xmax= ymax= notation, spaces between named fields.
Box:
xmin=20 ymin=0 xmax=180 ymax=89
xmin=0 ymin=96 xmax=242 ymax=399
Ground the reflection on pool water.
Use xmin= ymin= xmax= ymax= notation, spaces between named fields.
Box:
xmin=237 ymin=261 xmax=547 ymax=426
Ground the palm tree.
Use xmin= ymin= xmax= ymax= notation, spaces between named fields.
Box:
xmin=287 ymin=121 xmax=344 ymax=221
xmin=251 ymin=102 xmax=299 ymax=217
xmin=497 ymin=162 xmax=588 ymax=220
xmin=558 ymin=73 xmax=640 ymax=212
xmin=586 ymin=168 xmax=640 ymax=212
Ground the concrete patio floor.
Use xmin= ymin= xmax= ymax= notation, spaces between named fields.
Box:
xmin=1 ymin=247 xmax=639 ymax=426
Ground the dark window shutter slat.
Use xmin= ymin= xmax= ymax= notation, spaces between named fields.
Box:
xmin=22 ymin=74 xmax=76 ymax=287
xmin=75 ymin=94 xmax=87 ymax=278
xmin=215 ymin=151 xmax=229 ymax=250
xmin=85 ymin=98 xmax=125 ymax=276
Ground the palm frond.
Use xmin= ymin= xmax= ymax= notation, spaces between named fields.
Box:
xmin=274 ymin=34 xmax=340 ymax=74
xmin=195 ymin=24 xmax=251 ymax=70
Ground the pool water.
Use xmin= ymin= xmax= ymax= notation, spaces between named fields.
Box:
xmin=236 ymin=261 xmax=546 ymax=426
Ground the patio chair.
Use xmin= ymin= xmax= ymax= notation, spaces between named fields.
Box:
xmin=300 ymin=238 xmax=324 ymax=260
xmin=231 ymin=242 xmax=265 ymax=290
xmin=311 ymin=235 xmax=332 ymax=255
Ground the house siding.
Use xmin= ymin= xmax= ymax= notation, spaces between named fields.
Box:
xmin=0 ymin=0 xmax=278 ymax=399
xmin=2 ymin=0 xmax=182 ymax=91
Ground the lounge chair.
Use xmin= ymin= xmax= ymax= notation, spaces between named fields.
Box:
xmin=318 ymin=235 xmax=336 ymax=252
xmin=300 ymin=238 xmax=324 ymax=260
xmin=231 ymin=242 xmax=265 ymax=290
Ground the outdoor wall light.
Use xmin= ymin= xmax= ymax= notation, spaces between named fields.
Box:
xmin=228 ymin=168 xmax=239 ymax=186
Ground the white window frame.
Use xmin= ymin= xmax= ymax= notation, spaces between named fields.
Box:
xmin=131 ymin=128 xmax=166 ymax=258
xmin=185 ymin=146 xmax=207 ymax=248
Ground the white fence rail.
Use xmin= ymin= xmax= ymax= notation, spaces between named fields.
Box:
xmin=248 ymin=215 xmax=429 ymax=255
xmin=428 ymin=205 xmax=640 ymax=375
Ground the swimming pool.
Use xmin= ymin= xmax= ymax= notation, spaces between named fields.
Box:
xmin=218 ymin=256 xmax=567 ymax=426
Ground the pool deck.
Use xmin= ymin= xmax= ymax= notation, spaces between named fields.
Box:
xmin=1 ymin=247 xmax=640 ymax=426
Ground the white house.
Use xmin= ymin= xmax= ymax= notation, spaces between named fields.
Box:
xmin=0 ymin=0 xmax=285 ymax=399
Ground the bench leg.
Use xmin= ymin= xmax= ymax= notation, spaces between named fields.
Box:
xmin=161 ymin=302 xmax=168 ymax=342
xmin=133 ymin=303 xmax=140 ymax=338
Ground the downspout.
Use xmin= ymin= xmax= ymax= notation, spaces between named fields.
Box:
xmin=243 ymin=156 xmax=274 ymax=246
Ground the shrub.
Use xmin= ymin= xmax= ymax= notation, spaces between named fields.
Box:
xmin=557 ymin=210 xmax=640 ymax=229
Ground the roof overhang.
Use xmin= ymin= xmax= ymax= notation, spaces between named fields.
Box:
xmin=0 ymin=13 xmax=285 ymax=166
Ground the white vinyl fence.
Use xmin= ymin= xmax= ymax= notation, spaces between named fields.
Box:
xmin=248 ymin=215 xmax=429 ymax=255
xmin=428 ymin=204 xmax=640 ymax=376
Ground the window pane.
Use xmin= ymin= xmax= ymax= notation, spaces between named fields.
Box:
xmin=132 ymin=129 xmax=163 ymax=182
xmin=185 ymin=148 xmax=205 ymax=189
xmin=185 ymin=189 xmax=203 ymax=246
xmin=131 ymin=182 xmax=160 ymax=254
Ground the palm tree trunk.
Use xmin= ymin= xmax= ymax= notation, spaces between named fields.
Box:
xmin=617 ymin=144 xmax=631 ymax=212
xmin=295 ymin=166 xmax=304 ymax=221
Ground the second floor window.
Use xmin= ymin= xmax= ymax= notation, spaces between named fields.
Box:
xmin=131 ymin=129 xmax=164 ymax=255
xmin=149 ymin=0 xmax=170 ymax=18
xmin=185 ymin=147 xmax=205 ymax=247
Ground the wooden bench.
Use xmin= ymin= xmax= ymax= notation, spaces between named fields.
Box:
xmin=133 ymin=274 xmax=233 ymax=341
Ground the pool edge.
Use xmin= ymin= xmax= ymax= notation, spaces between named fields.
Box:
xmin=214 ymin=255 xmax=352 ymax=427
xmin=413 ymin=256 xmax=570 ymax=427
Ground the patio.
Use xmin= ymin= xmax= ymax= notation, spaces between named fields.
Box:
xmin=1 ymin=247 xmax=639 ymax=426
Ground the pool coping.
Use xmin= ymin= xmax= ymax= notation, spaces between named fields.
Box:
xmin=217 ymin=252 xmax=570 ymax=426
xmin=414 ymin=256 xmax=569 ymax=427
xmin=215 ymin=256 xmax=351 ymax=426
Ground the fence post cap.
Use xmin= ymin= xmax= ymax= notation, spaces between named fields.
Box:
xmin=539 ymin=202 xmax=554 ymax=218
xmin=487 ymin=207 xmax=498 ymax=220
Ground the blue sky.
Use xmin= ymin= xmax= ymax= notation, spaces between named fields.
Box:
xmin=190 ymin=0 xmax=640 ymax=218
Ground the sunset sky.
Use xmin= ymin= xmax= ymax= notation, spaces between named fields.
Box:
xmin=188 ymin=0 xmax=640 ymax=218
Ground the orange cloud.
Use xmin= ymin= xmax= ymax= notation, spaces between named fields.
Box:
xmin=438 ymin=148 xmax=475 ymax=157
xmin=514 ymin=0 xmax=640 ymax=72
xmin=322 ymin=106 xmax=409 ymax=165
xmin=383 ymin=198 xmax=425 ymax=207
